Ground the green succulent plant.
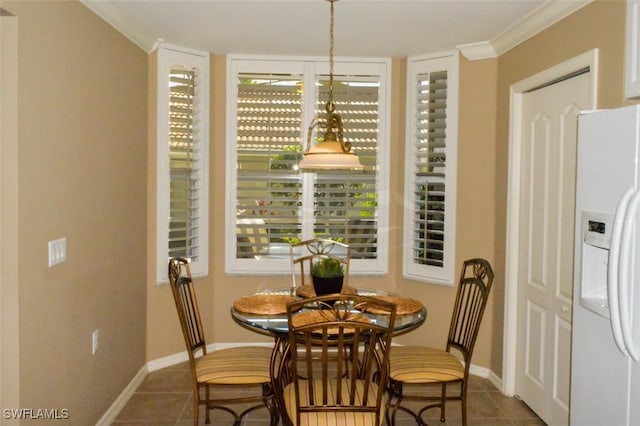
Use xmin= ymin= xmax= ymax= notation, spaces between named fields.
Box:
xmin=311 ymin=257 xmax=345 ymax=279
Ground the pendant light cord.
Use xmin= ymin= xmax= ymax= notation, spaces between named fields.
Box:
xmin=328 ymin=0 xmax=335 ymax=111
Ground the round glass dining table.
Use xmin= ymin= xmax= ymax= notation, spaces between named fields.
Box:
xmin=230 ymin=287 xmax=427 ymax=337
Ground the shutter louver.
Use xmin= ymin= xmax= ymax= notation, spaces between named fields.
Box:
xmin=412 ymin=71 xmax=447 ymax=267
xmin=235 ymin=74 xmax=304 ymax=258
xmin=168 ymin=67 xmax=201 ymax=261
xmin=313 ymin=77 xmax=379 ymax=259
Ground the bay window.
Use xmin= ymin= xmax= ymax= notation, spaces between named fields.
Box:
xmin=225 ymin=57 xmax=390 ymax=275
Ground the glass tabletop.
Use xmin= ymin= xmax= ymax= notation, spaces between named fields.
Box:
xmin=230 ymin=287 xmax=427 ymax=337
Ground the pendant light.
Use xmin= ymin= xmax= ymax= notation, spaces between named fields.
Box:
xmin=298 ymin=0 xmax=364 ymax=172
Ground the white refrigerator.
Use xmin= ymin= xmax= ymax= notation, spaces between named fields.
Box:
xmin=571 ymin=104 xmax=640 ymax=425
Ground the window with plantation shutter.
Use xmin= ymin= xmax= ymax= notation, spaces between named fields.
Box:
xmin=403 ymin=51 xmax=458 ymax=285
xmin=156 ymin=44 xmax=209 ymax=282
xmin=226 ymin=57 xmax=390 ymax=275
xmin=313 ymin=76 xmax=379 ymax=259
xmin=235 ymin=72 xmax=304 ymax=260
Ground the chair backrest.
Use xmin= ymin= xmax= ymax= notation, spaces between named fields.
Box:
xmin=446 ymin=258 xmax=494 ymax=365
xmin=290 ymin=238 xmax=350 ymax=288
xmin=168 ymin=257 xmax=207 ymax=359
xmin=284 ymin=294 xmax=396 ymax=425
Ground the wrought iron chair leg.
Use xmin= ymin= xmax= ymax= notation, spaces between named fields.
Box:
xmin=193 ymin=397 xmax=199 ymax=426
xmin=460 ymin=381 xmax=468 ymax=426
xmin=205 ymin=386 xmax=211 ymax=424
xmin=263 ymin=383 xmax=279 ymax=426
xmin=387 ymin=379 xmax=404 ymax=426
xmin=440 ymin=382 xmax=446 ymax=422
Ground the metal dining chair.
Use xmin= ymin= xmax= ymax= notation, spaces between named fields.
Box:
xmin=387 ymin=258 xmax=494 ymax=426
xmin=273 ymin=294 xmax=397 ymax=426
xmin=167 ymin=257 xmax=278 ymax=425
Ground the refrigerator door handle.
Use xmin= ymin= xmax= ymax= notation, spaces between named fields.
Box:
xmin=609 ymin=186 xmax=633 ymax=356
xmin=619 ymin=187 xmax=640 ymax=361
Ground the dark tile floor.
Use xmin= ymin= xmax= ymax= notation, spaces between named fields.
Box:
xmin=111 ymin=361 xmax=546 ymax=425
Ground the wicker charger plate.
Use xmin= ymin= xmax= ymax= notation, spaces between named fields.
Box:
xmin=295 ymin=284 xmax=358 ymax=299
xmin=363 ymin=295 xmax=424 ymax=315
xmin=291 ymin=310 xmax=371 ymax=334
xmin=232 ymin=294 xmax=298 ymax=315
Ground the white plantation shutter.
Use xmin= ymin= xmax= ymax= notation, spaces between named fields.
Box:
xmin=235 ymin=73 xmax=304 ymax=258
xmin=313 ymin=77 xmax=379 ymax=259
xmin=157 ymin=45 xmax=209 ymax=282
xmin=169 ymin=67 xmax=201 ymax=259
xmin=226 ymin=57 xmax=390 ymax=274
xmin=403 ymin=52 xmax=458 ymax=285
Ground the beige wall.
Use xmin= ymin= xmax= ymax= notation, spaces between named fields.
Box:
xmin=492 ymin=0 xmax=634 ymax=375
xmin=4 ymin=1 xmax=147 ymax=423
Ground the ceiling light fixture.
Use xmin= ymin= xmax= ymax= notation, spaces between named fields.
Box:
xmin=299 ymin=0 xmax=364 ymax=172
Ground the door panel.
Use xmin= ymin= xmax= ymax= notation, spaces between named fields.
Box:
xmin=553 ymin=316 xmax=572 ymax=419
xmin=516 ymin=72 xmax=590 ymax=426
xmin=525 ymin=300 xmax=545 ymax=387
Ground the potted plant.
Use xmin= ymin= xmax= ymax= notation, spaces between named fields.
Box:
xmin=311 ymin=257 xmax=345 ymax=296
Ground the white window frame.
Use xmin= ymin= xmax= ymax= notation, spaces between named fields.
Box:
xmin=156 ymin=43 xmax=210 ymax=283
xmin=402 ymin=50 xmax=459 ymax=286
xmin=225 ymin=55 xmax=391 ymax=275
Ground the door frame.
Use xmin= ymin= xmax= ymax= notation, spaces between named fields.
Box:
xmin=502 ymin=49 xmax=599 ymax=396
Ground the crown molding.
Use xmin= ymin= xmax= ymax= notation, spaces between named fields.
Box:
xmin=456 ymin=41 xmax=497 ymax=61
xmin=82 ymin=0 xmax=594 ymax=59
xmin=458 ymin=0 xmax=594 ymax=61
xmin=79 ymin=0 xmax=156 ymax=52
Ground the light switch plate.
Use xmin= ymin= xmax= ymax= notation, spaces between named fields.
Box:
xmin=48 ymin=238 xmax=66 ymax=267
xmin=92 ymin=329 xmax=99 ymax=355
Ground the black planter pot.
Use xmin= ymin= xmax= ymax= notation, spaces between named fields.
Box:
xmin=312 ymin=275 xmax=344 ymax=296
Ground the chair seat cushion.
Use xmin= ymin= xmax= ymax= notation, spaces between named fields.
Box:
xmin=196 ymin=346 xmax=272 ymax=385
xmin=283 ymin=378 xmax=385 ymax=425
xmin=389 ymin=346 xmax=464 ymax=383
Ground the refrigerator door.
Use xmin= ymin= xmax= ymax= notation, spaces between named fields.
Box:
xmin=570 ymin=306 xmax=630 ymax=426
xmin=630 ymin=359 xmax=640 ymax=424
xmin=571 ymin=106 xmax=640 ymax=425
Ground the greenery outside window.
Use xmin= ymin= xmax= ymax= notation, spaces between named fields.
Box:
xmin=156 ymin=44 xmax=209 ymax=282
xmin=225 ymin=57 xmax=390 ymax=275
xmin=403 ymin=51 xmax=459 ymax=285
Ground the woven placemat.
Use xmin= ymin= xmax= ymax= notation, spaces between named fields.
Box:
xmin=363 ymin=295 xmax=424 ymax=315
xmin=232 ymin=294 xmax=298 ymax=315
xmin=295 ymin=284 xmax=358 ymax=299
xmin=291 ymin=310 xmax=370 ymax=334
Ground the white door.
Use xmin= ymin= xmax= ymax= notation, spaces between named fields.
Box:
xmin=515 ymin=72 xmax=590 ymax=426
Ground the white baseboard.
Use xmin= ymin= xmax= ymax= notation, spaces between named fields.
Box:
xmin=146 ymin=349 xmax=189 ymax=372
xmin=486 ymin=369 xmax=504 ymax=392
xmin=468 ymin=363 xmax=504 ymax=390
xmin=95 ymin=364 xmax=147 ymax=426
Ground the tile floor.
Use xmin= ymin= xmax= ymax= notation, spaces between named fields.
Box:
xmin=111 ymin=361 xmax=545 ymax=425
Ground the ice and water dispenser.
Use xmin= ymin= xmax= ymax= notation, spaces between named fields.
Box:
xmin=580 ymin=211 xmax=614 ymax=318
